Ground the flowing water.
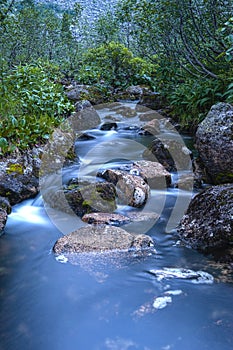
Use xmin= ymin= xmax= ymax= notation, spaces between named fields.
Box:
xmin=0 ymin=103 xmax=232 ymax=350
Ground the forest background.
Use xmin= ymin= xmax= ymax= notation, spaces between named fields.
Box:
xmin=0 ymin=0 xmax=233 ymax=154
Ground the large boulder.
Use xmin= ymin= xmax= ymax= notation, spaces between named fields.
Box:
xmin=131 ymin=160 xmax=171 ymax=188
xmin=66 ymin=84 xmax=110 ymax=105
xmin=178 ymin=184 xmax=233 ymax=251
xmin=43 ymin=182 xmax=117 ymax=217
xmin=53 ymin=225 xmax=154 ymax=254
xmin=65 ymin=84 xmax=90 ymax=101
xmin=70 ymin=107 xmax=101 ymax=131
xmin=195 ymin=103 xmax=233 ymax=184
xmin=98 ymin=169 xmax=150 ymax=207
xmin=143 ymin=137 xmax=192 ymax=172
xmin=40 ymin=128 xmax=77 ymax=175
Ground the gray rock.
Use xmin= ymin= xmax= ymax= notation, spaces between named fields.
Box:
xmin=40 ymin=127 xmax=77 ymax=175
xmin=0 ymin=196 xmax=11 ymax=214
xmin=140 ymin=119 xmax=160 ymax=135
xmin=131 ymin=160 xmax=171 ymax=188
xmin=0 ymin=169 xmax=39 ymax=205
xmin=74 ymin=99 xmax=92 ymax=112
xmin=143 ymin=137 xmax=192 ymax=172
xmin=0 ymin=208 xmax=7 ymax=235
xmin=125 ymin=211 xmax=160 ymax=222
xmin=110 ymin=105 xmax=137 ymax=118
xmin=53 ymin=225 xmax=154 ymax=254
xmin=66 ymin=85 xmax=90 ymax=101
xmin=126 ymin=85 xmax=144 ymax=96
xmin=98 ymin=169 xmax=150 ymax=207
xmin=100 ymin=122 xmax=118 ymax=130
xmin=76 ymin=133 xmax=96 ymax=141
xmin=195 ymin=103 xmax=233 ymax=184
xmin=70 ymin=107 xmax=101 ymax=131
xmin=178 ymin=184 xmax=233 ymax=251
xmin=82 ymin=212 xmax=131 ymax=225
xmin=139 ymin=110 xmax=162 ymax=122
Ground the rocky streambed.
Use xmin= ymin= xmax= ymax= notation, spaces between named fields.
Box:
xmin=0 ymin=96 xmax=232 ymax=264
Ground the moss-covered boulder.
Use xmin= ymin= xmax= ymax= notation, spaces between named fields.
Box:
xmin=43 ymin=182 xmax=117 ymax=217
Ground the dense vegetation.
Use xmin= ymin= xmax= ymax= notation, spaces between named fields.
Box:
xmin=0 ymin=0 xmax=233 ymax=154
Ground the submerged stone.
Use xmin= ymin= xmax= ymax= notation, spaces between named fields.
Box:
xmin=149 ymin=267 xmax=214 ymax=284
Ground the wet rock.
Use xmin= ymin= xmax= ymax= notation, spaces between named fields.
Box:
xmin=0 ymin=168 xmax=39 ymax=205
xmin=131 ymin=160 xmax=171 ymax=188
xmin=149 ymin=267 xmax=214 ymax=284
xmin=126 ymin=85 xmax=144 ymax=96
xmin=65 ymin=84 xmax=90 ymax=101
xmin=74 ymin=99 xmax=92 ymax=112
xmin=76 ymin=133 xmax=96 ymax=141
xmin=43 ymin=182 xmax=117 ymax=217
xmin=0 ymin=173 xmax=39 ymax=205
xmin=140 ymin=119 xmax=161 ymax=135
xmin=0 ymin=146 xmax=44 ymax=205
xmin=139 ymin=110 xmax=162 ymax=122
xmin=137 ymin=92 xmax=165 ymax=110
xmin=40 ymin=127 xmax=77 ymax=175
xmin=0 ymin=196 xmax=11 ymax=214
xmin=195 ymin=102 xmax=233 ymax=184
xmin=111 ymin=105 xmax=137 ymax=118
xmin=0 ymin=208 xmax=7 ymax=235
xmin=175 ymin=173 xmax=195 ymax=191
xmin=82 ymin=212 xmax=131 ymax=225
xmin=70 ymin=107 xmax=101 ymax=131
xmin=98 ymin=169 xmax=150 ymax=208
xmin=100 ymin=122 xmax=118 ymax=130
xmin=53 ymin=225 xmax=154 ymax=254
xmin=126 ymin=211 xmax=160 ymax=222
xmin=143 ymin=137 xmax=192 ymax=172
xmin=178 ymin=184 xmax=233 ymax=251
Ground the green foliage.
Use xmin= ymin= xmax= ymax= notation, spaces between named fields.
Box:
xmin=169 ymin=79 xmax=224 ymax=129
xmin=77 ymin=42 xmax=157 ymax=89
xmin=0 ymin=62 xmax=74 ymax=155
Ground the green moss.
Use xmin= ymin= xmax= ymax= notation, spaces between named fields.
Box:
xmin=215 ymin=172 xmax=233 ymax=184
xmin=6 ymin=163 xmax=24 ymax=175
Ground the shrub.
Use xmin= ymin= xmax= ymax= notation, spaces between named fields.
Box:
xmin=77 ymin=41 xmax=157 ymax=89
xmin=0 ymin=61 xmax=74 ymax=155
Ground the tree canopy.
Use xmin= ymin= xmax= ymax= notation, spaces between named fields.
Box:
xmin=1 ymin=0 xmax=233 ymax=154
